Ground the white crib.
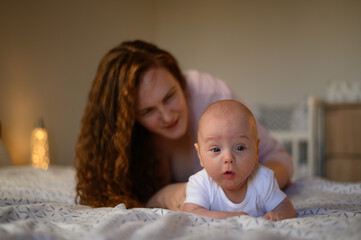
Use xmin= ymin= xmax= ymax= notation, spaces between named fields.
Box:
xmin=268 ymin=96 xmax=322 ymax=181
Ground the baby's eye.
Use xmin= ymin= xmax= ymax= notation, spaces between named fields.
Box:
xmin=236 ymin=146 xmax=245 ymax=151
xmin=211 ymin=147 xmax=221 ymax=152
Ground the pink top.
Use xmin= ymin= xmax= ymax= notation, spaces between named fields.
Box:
xmin=183 ymin=70 xmax=294 ymax=180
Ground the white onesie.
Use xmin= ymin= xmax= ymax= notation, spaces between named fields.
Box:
xmin=184 ymin=164 xmax=286 ymax=217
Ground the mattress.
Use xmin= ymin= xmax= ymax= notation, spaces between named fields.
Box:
xmin=0 ymin=166 xmax=360 ymax=239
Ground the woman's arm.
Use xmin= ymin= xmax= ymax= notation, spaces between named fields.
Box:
xmin=263 ymin=197 xmax=296 ymax=221
xmin=184 ymin=203 xmax=248 ymax=219
xmin=146 ymin=182 xmax=187 ymax=211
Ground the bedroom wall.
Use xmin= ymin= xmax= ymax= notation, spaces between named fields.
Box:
xmin=0 ymin=0 xmax=360 ymax=166
xmin=0 ymin=0 xmax=156 ymax=166
xmin=154 ymin=0 xmax=361 ymax=107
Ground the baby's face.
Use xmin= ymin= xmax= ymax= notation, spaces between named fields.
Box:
xmin=195 ymin=109 xmax=259 ymax=192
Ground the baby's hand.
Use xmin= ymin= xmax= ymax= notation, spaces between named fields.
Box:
xmin=263 ymin=197 xmax=296 ymax=221
xmin=263 ymin=211 xmax=287 ymax=221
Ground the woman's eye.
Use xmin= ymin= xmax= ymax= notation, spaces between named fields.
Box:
xmin=139 ymin=108 xmax=154 ymax=117
xmin=211 ymin=148 xmax=221 ymax=152
xmin=236 ymin=146 xmax=245 ymax=151
xmin=164 ymin=91 xmax=176 ymax=103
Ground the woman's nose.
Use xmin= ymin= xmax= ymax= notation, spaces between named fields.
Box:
xmin=159 ymin=106 xmax=172 ymax=122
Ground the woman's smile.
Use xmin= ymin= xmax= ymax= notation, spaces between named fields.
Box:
xmin=164 ymin=118 xmax=179 ymax=130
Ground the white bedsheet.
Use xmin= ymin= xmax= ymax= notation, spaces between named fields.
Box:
xmin=0 ymin=166 xmax=360 ymax=240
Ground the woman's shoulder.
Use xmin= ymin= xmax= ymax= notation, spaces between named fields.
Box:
xmin=183 ymin=69 xmax=235 ymax=103
xmin=183 ymin=70 xmax=229 ymax=93
xmin=184 ymin=70 xmax=240 ymax=135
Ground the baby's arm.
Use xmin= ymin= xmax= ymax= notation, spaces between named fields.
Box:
xmin=263 ymin=197 xmax=296 ymax=221
xmin=184 ymin=203 xmax=248 ymax=219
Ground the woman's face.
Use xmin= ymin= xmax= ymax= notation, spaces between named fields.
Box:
xmin=136 ymin=67 xmax=188 ymax=139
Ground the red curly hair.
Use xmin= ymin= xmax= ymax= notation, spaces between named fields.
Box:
xmin=74 ymin=40 xmax=186 ymax=208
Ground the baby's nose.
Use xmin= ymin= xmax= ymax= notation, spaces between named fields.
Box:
xmin=223 ymin=152 xmax=235 ymax=164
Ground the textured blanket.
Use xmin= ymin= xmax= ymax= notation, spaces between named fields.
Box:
xmin=0 ymin=166 xmax=360 ymax=239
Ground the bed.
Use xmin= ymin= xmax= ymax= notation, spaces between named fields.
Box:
xmin=0 ymin=165 xmax=360 ymax=240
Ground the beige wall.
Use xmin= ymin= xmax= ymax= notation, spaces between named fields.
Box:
xmin=1 ymin=0 xmax=360 ymax=165
xmin=154 ymin=0 xmax=361 ymax=106
xmin=0 ymin=0 xmax=156 ymax=165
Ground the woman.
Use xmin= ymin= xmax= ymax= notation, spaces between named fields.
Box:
xmin=74 ymin=40 xmax=293 ymax=210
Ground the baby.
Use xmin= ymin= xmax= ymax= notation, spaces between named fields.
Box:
xmin=184 ymin=100 xmax=296 ymax=221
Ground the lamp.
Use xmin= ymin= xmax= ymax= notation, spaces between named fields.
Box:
xmin=0 ymin=121 xmax=12 ymax=166
xmin=31 ymin=119 xmax=50 ymax=170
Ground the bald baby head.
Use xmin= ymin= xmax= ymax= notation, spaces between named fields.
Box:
xmin=197 ymin=100 xmax=258 ymax=143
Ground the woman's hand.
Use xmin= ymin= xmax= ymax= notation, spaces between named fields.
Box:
xmin=146 ymin=182 xmax=187 ymax=211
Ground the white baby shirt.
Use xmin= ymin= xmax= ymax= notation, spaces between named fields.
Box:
xmin=184 ymin=164 xmax=286 ymax=217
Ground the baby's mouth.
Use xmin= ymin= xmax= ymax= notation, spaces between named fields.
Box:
xmin=224 ymin=171 xmax=235 ymax=179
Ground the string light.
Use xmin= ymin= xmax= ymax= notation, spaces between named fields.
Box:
xmin=31 ymin=119 xmax=49 ymax=170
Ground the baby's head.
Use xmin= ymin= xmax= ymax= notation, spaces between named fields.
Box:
xmin=195 ymin=100 xmax=259 ymax=190
xmin=197 ymin=100 xmax=258 ymax=145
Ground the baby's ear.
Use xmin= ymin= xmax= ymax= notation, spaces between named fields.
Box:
xmin=194 ymin=143 xmax=204 ymax=167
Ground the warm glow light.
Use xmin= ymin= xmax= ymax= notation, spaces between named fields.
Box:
xmin=35 ymin=130 xmax=45 ymax=140
xmin=31 ymin=127 xmax=49 ymax=170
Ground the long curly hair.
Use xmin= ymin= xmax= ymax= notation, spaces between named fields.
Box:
xmin=74 ymin=40 xmax=186 ymax=208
